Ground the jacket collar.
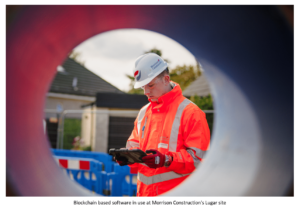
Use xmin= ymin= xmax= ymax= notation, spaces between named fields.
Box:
xmin=149 ymin=81 xmax=182 ymax=111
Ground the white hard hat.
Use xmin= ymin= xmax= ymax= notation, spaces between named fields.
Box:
xmin=133 ymin=53 xmax=168 ymax=89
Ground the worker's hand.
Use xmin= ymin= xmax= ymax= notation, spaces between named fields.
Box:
xmin=114 ymin=155 xmax=134 ymax=166
xmin=114 ymin=147 xmax=141 ymax=166
xmin=142 ymin=149 xmax=165 ymax=168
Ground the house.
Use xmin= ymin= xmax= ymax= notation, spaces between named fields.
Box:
xmin=182 ymin=73 xmax=211 ymax=97
xmin=44 ymin=57 xmax=124 ymax=148
xmin=81 ymin=92 xmax=148 ymax=153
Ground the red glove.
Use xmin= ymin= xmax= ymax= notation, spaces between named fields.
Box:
xmin=114 ymin=155 xmax=134 ymax=166
xmin=142 ymin=149 xmax=165 ymax=168
xmin=114 ymin=147 xmax=140 ymax=166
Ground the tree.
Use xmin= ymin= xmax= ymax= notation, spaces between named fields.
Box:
xmin=144 ymin=48 xmax=170 ymax=63
xmin=169 ymin=64 xmax=201 ymax=91
xmin=126 ymin=74 xmax=144 ymax=94
xmin=189 ymin=94 xmax=214 ymax=135
xmin=145 ymin=48 xmax=162 ymax=57
xmin=190 ymin=94 xmax=213 ymax=110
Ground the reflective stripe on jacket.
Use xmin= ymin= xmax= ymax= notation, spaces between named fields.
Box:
xmin=126 ymin=82 xmax=210 ymax=196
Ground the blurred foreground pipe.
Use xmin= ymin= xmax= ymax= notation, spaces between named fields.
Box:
xmin=6 ymin=5 xmax=293 ymax=196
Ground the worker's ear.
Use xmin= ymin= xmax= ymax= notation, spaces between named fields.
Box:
xmin=163 ymin=74 xmax=170 ymax=85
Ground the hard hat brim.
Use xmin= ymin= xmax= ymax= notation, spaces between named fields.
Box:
xmin=133 ymin=76 xmax=155 ymax=89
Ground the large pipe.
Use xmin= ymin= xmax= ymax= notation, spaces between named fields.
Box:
xmin=6 ymin=5 xmax=293 ymax=196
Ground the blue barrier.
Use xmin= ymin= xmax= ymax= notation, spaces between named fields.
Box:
xmin=51 ymin=149 xmax=114 ymax=173
xmin=108 ymin=163 xmax=137 ymax=196
xmin=52 ymin=149 xmax=137 ymax=196
xmin=54 ymin=156 xmax=108 ymax=195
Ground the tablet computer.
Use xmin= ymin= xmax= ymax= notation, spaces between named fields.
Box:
xmin=109 ymin=148 xmax=147 ymax=164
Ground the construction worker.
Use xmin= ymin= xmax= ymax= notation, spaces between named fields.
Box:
xmin=115 ymin=53 xmax=210 ymax=196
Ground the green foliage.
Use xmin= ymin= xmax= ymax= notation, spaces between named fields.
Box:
xmin=144 ymin=48 xmax=170 ymax=63
xmin=63 ymin=118 xmax=82 ymax=150
xmin=190 ymin=94 xmax=213 ymax=110
xmin=169 ymin=64 xmax=201 ymax=91
xmin=126 ymin=74 xmax=144 ymax=95
xmin=205 ymin=112 xmax=214 ymax=137
xmin=190 ymin=94 xmax=214 ymax=135
xmin=145 ymin=48 xmax=162 ymax=57
xmin=82 ymin=146 xmax=92 ymax=151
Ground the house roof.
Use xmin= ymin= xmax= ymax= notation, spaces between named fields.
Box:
xmin=49 ymin=58 xmax=124 ymax=97
xmin=182 ymin=73 xmax=211 ymax=97
xmin=96 ymin=92 xmax=149 ymax=109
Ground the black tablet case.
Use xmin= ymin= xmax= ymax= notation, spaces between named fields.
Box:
xmin=109 ymin=148 xmax=147 ymax=164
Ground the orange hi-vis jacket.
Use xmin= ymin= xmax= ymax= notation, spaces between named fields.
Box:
xmin=126 ymin=82 xmax=210 ymax=196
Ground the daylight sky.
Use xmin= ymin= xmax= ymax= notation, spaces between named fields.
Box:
xmin=71 ymin=29 xmax=197 ymax=92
